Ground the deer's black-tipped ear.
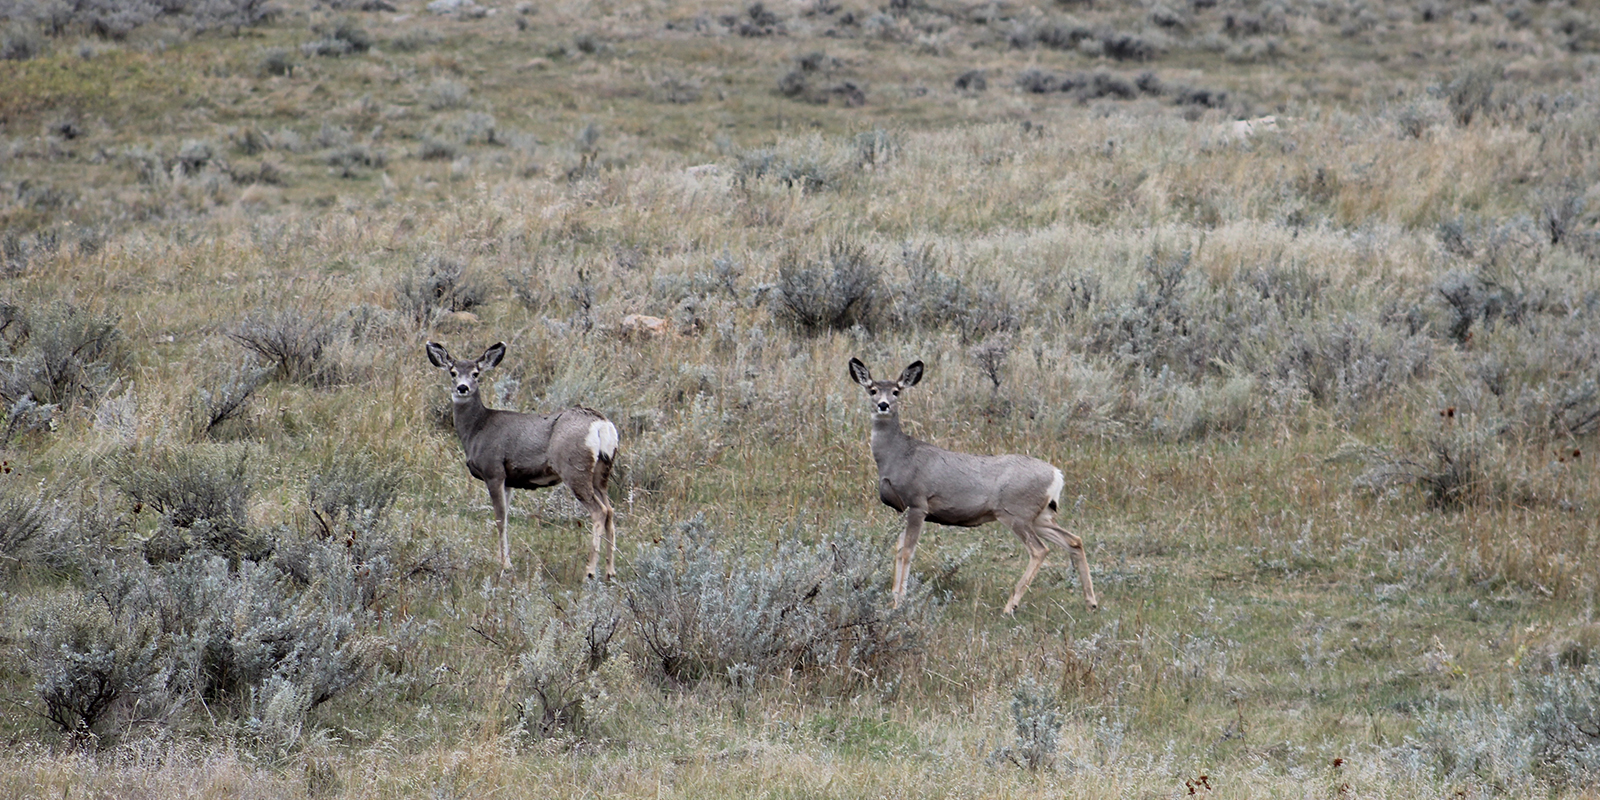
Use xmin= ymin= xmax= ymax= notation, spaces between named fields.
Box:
xmin=425 ymin=341 xmax=451 ymax=369
xmin=479 ymin=342 xmax=506 ymax=370
xmin=898 ymin=360 xmax=924 ymax=388
xmin=848 ymin=357 xmax=873 ymax=388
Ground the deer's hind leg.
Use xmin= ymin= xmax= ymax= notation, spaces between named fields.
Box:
xmin=1003 ymin=518 xmax=1049 ymax=615
xmin=568 ymin=471 xmax=616 ymax=582
xmin=1038 ymin=520 xmax=1097 ymax=611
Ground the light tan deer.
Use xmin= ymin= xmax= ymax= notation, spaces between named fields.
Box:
xmin=427 ymin=341 xmax=619 ymax=578
xmin=848 ymin=358 xmax=1097 ymax=614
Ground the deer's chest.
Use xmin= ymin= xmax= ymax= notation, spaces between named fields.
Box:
xmin=878 ymin=478 xmax=907 ymax=513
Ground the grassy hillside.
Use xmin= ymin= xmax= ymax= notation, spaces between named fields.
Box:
xmin=2 ymin=0 xmax=1600 ymax=797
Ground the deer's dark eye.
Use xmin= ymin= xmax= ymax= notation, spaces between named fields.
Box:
xmin=868 ymin=388 xmax=878 ymax=395
xmin=892 ymin=389 xmax=900 ymax=396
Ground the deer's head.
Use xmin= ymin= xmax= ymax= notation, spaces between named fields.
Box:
xmin=426 ymin=341 xmax=505 ymax=402
xmin=848 ymin=357 xmax=923 ymax=418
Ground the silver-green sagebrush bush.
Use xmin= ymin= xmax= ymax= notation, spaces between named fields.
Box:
xmin=510 ymin=581 xmax=635 ymax=740
xmin=230 ymin=305 xmax=346 ymax=388
xmin=0 ymin=301 xmax=125 ymax=416
xmin=28 ymin=546 xmax=379 ymax=749
xmin=624 ymin=516 xmax=936 ymax=686
xmin=106 ymin=445 xmax=268 ymax=565
xmin=1403 ymin=654 xmax=1600 ymax=793
xmin=991 ymin=675 xmax=1065 ymax=772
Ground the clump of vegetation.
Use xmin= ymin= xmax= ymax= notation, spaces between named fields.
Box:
xmin=777 ymin=51 xmax=864 ymax=106
xmin=735 ymin=147 xmax=836 ymax=192
xmin=230 ymin=305 xmax=345 ymax=387
xmin=1014 ymin=69 xmax=1164 ymax=102
xmin=0 ymin=485 xmax=51 ymax=572
xmin=301 ymin=18 xmax=372 ymax=58
xmin=991 ymin=676 xmax=1065 ymax=771
xmin=190 ymin=364 xmax=268 ymax=439
xmin=28 ymin=546 xmax=378 ymax=749
xmin=624 ymin=516 xmax=934 ymax=686
xmin=394 ymin=256 xmax=488 ymax=328
xmin=2 ymin=21 xmax=43 ymax=61
xmin=304 ymin=450 xmax=402 ymax=544
xmin=0 ymin=301 xmax=125 ymax=414
xmin=108 ymin=445 xmax=268 ymax=565
xmin=1405 ymin=654 xmax=1600 ymax=791
xmin=257 ymin=47 xmax=293 ymax=77
xmin=424 ymin=79 xmax=471 ymax=111
xmin=509 ymin=581 xmax=634 ymax=739
xmin=892 ymin=244 xmax=1018 ymax=341
xmin=28 ymin=593 xmax=166 ymax=740
xmin=773 ymin=238 xmax=884 ymax=336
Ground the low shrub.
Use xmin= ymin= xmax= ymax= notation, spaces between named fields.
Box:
xmin=301 ymin=19 xmax=371 ymax=58
xmin=2 ymin=21 xmax=44 ymax=61
xmin=0 ymin=483 xmax=51 ymax=570
xmin=0 ymin=301 xmax=125 ymax=412
xmin=735 ymin=148 xmax=836 ymax=192
xmin=394 ymin=256 xmax=488 ymax=328
xmin=258 ymin=46 xmax=293 ymax=76
xmin=28 ymin=593 xmax=168 ymax=740
xmin=991 ymin=676 xmax=1064 ymax=771
xmin=773 ymin=238 xmax=884 ymax=336
xmin=893 ymin=244 xmax=1018 ymax=340
xmin=424 ymin=79 xmax=471 ymax=111
xmin=230 ymin=305 xmax=344 ymax=387
xmin=1403 ymin=654 xmax=1600 ymax=791
xmin=510 ymin=581 xmax=633 ymax=739
xmin=624 ymin=516 xmax=934 ymax=686
xmin=106 ymin=445 xmax=268 ymax=564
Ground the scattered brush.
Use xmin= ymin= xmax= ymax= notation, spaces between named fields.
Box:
xmin=230 ymin=305 xmax=344 ymax=387
xmin=394 ymin=256 xmax=487 ymax=328
xmin=624 ymin=516 xmax=935 ymax=686
xmin=990 ymin=676 xmax=1066 ymax=771
xmin=773 ymin=238 xmax=884 ymax=336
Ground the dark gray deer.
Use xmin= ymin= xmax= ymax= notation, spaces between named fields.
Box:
xmin=848 ymin=358 xmax=1097 ymax=614
xmin=426 ymin=341 xmax=619 ymax=578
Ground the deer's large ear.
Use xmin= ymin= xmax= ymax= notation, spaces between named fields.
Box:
xmin=848 ymin=357 xmax=873 ymax=388
xmin=897 ymin=360 xmax=924 ymax=388
xmin=425 ymin=341 xmax=452 ymax=369
xmin=479 ymin=342 xmax=506 ymax=370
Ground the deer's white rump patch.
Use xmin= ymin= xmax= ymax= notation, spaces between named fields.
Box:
xmin=587 ymin=419 xmax=619 ymax=461
xmin=1047 ymin=469 xmax=1064 ymax=509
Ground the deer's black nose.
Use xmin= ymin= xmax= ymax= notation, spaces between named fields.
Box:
xmin=876 ymin=401 xmax=889 ymax=411
xmin=456 ymin=384 xmax=470 ymax=395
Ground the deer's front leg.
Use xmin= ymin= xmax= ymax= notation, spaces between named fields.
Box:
xmin=486 ymin=477 xmax=511 ymax=571
xmin=893 ymin=507 xmax=926 ymax=608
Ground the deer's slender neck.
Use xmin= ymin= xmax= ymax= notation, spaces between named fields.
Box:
xmin=451 ymin=391 xmax=491 ymax=443
xmin=870 ymin=412 xmax=906 ymax=456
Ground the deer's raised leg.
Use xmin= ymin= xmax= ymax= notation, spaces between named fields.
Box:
xmin=1040 ymin=521 xmax=1097 ymax=611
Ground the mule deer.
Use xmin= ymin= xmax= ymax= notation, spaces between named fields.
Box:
xmin=848 ymin=358 xmax=1097 ymax=614
xmin=426 ymin=341 xmax=619 ymax=578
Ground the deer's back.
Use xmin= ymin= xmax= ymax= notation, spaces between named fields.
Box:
xmin=877 ymin=438 xmax=1058 ymax=525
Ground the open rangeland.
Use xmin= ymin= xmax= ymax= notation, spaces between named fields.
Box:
xmin=2 ymin=0 xmax=1599 ymax=797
